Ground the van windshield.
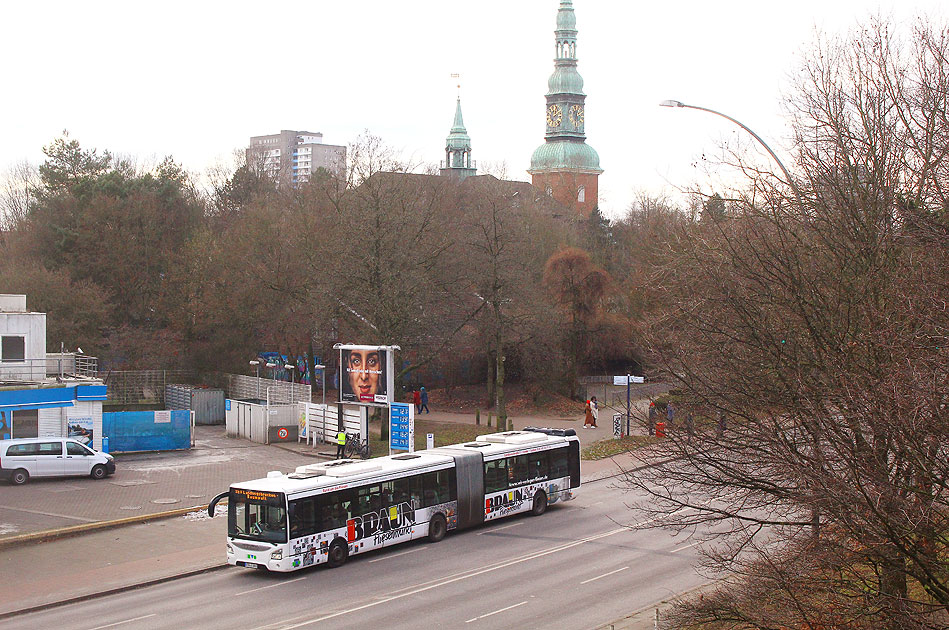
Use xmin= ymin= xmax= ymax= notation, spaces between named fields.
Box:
xmin=228 ymin=488 xmax=287 ymax=544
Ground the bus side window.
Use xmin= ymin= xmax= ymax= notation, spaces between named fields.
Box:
xmin=529 ymin=451 xmax=549 ymax=480
xmin=392 ymin=477 xmax=410 ymax=507
xmin=380 ymin=481 xmax=395 ymax=507
xmin=484 ymin=459 xmax=507 ymax=493
xmin=407 ymin=474 xmax=422 ymax=509
xmin=550 ymin=447 xmax=569 ymax=479
xmin=289 ymin=497 xmax=317 ymax=539
xmin=510 ymin=455 xmax=529 ymax=486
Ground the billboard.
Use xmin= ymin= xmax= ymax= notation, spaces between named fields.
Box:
xmin=339 ymin=345 xmax=391 ymax=405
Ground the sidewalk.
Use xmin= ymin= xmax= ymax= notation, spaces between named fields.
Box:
xmin=0 ymin=407 xmax=657 ymax=621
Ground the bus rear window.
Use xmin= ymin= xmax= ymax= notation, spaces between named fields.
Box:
xmin=229 ymin=488 xmax=287 ymax=543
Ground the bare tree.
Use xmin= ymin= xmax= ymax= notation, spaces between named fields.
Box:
xmin=0 ymin=160 xmax=38 ymax=231
xmin=622 ymin=17 xmax=949 ymax=630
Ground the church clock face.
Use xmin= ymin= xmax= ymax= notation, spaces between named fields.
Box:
xmin=546 ymin=104 xmax=563 ymax=127
xmin=569 ymin=104 xmax=584 ymax=128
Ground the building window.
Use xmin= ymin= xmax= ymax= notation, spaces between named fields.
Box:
xmin=1 ymin=335 xmax=25 ymax=362
xmin=577 ymin=185 xmax=585 ymax=203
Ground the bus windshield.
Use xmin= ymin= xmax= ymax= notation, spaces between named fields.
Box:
xmin=229 ymin=488 xmax=287 ymax=544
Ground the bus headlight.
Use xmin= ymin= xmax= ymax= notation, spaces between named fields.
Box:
xmin=271 ymin=549 xmax=283 ymax=560
xmin=226 ymin=543 xmax=234 ymax=554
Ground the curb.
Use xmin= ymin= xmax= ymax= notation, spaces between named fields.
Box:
xmin=0 ymin=504 xmax=213 ymax=550
xmin=592 ymin=579 xmax=722 ymax=630
xmin=0 ymin=563 xmax=228 ymax=621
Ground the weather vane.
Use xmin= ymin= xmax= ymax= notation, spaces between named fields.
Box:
xmin=451 ymin=73 xmax=461 ymax=97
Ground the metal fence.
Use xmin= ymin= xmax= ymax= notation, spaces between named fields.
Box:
xmin=99 ymin=370 xmax=195 ymax=406
xmin=0 ymin=354 xmax=99 ymax=382
xmin=226 ymin=373 xmax=311 ymax=404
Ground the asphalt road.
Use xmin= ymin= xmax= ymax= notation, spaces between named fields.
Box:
xmin=2 ymin=478 xmax=711 ymax=630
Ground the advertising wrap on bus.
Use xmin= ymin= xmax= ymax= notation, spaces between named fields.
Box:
xmin=211 ymin=427 xmax=580 ymax=572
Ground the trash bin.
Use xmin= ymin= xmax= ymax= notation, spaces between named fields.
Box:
xmin=102 ymin=436 xmax=110 ymax=453
xmin=655 ymin=421 xmax=666 ymax=438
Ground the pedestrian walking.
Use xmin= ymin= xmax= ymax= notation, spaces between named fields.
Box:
xmin=717 ymin=410 xmax=727 ymax=438
xmin=583 ymin=399 xmax=595 ymax=428
xmin=666 ymin=401 xmax=675 ymax=426
xmin=685 ymin=410 xmax=695 ymax=437
xmin=648 ymin=402 xmax=657 ymax=436
xmin=336 ymin=430 xmax=346 ymax=459
xmin=420 ymin=386 xmax=430 ymax=414
xmin=413 ymin=388 xmax=421 ymax=414
xmin=590 ymin=396 xmax=599 ymax=428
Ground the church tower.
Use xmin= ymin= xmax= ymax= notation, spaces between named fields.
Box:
xmin=440 ymin=97 xmax=477 ymax=181
xmin=528 ymin=0 xmax=602 ymax=216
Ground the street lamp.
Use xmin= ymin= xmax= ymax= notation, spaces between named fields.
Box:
xmin=285 ymin=363 xmax=295 ymax=404
xmin=659 ymin=99 xmax=798 ymax=196
xmin=249 ymin=360 xmax=261 ymax=400
xmin=314 ymin=363 xmax=327 ymax=445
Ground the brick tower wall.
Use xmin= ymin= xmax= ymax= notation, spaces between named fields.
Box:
xmin=532 ymin=171 xmax=599 ymax=217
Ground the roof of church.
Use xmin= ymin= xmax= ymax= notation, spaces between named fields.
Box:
xmin=529 ymin=140 xmax=602 ymax=174
xmin=446 ymin=97 xmax=472 ymax=150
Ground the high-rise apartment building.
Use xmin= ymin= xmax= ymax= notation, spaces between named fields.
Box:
xmin=246 ymin=130 xmax=347 ymax=185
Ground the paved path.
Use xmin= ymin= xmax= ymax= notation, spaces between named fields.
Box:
xmin=0 ymin=404 xmax=667 ymax=628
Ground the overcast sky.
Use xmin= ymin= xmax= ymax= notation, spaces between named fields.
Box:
xmin=1 ymin=1 xmax=944 ymax=219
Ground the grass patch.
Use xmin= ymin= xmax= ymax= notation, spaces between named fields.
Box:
xmin=582 ymin=435 xmax=658 ymax=460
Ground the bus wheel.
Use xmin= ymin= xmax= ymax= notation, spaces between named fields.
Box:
xmin=327 ymin=539 xmax=348 ymax=568
xmin=11 ymin=469 xmax=29 ymax=485
xmin=90 ymin=464 xmax=108 ymax=480
xmin=428 ymin=513 xmax=447 ymax=542
xmin=531 ymin=491 xmax=547 ymax=516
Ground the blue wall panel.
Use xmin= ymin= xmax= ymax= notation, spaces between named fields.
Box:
xmin=102 ymin=410 xmax=191 ymax=452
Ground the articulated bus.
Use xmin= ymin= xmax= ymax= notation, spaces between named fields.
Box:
xmin=208 ymin=427 xmax=580 ymax=572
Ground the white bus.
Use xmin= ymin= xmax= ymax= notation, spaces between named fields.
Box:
xmin=208 ymin=427 xmax=580 ymax=572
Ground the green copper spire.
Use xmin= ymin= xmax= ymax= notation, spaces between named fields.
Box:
xmin=529 ymin=0 xmax=602 ymax=175
xmin=441 ymin=96 xmax=477 ymax=181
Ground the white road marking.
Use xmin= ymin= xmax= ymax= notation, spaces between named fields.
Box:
xmin=89 ymin=614 xmax=157 ymax=629
xmin=0 ymin=505 xmax=97 ymax=522
xmin=465 ymin=601 xmax=528 ymax=623
xmin=580 ymin=566 xmax=629 ymax=584
xmin=671 ymin=541 xmax=702 ymax=554
xmin=368 ymin=547 xmax=425 ymax=562
xmin=266 ymin=527 xmax=629 ymax=629
xmin=476 ymin=521 xmax=523 ymax=535
xmin=236 ymin=576 xmax=306 ymax=596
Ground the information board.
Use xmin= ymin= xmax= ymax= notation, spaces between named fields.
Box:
xmin=389 ymin=403 xmax=414 ymax=453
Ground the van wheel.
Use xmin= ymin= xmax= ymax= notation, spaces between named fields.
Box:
xmin=428 ymin=513 xmax=447 ymax=542
xmin=327 ymin=539 xmax=348 ymax=568
xmin=91 ymin=464 xmax=108 ymax=480
xmin=11 ymin=469 xmax=28 ymax=485
xmin=531 ymin=491 xmax=547 ymax=516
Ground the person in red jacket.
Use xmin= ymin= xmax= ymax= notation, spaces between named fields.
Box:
xmin=413 ymin=388 xmax=421 ymax=414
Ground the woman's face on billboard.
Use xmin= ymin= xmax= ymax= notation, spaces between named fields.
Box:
xmin=348 ymin=349 xmax=380 ymax=400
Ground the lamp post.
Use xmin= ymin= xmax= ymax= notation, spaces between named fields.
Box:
xmin=314 ymin=363 xmax=326 ymax=444
xmin=659 ymin=99 xmax=799 ymax=198
xmin=249 ymin=360 xmax=261 ymax=400
xmin=285 ymin=363 xmax=295 ymax=404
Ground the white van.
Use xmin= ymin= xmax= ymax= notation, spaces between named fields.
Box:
xmin=0 ymin=438 xmax=116 ymax=485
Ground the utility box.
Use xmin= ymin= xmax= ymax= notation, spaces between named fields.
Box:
xmin=166 ymin=384 xmax=225 ymax=425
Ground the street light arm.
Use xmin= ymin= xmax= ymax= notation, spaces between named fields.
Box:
xmin=660 ymin=100 xmax=798 ymax=194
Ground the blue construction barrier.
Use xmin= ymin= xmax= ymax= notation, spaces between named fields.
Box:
xmin=102 ymin=410 xmax=191 ymax=453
